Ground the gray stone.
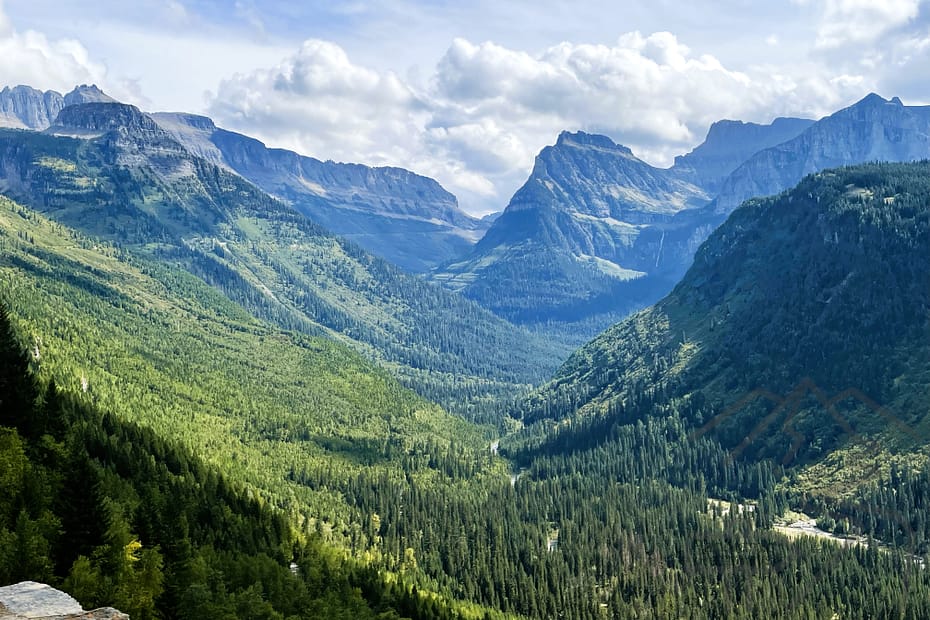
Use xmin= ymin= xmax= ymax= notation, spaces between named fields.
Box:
xmin=0 ymin=582 xmax=128 ymax=620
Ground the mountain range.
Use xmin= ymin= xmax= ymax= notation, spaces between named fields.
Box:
xmin=151 ymin=112 xmax=490 ymax=272
xmin=0 ymin=85 xmax=488 ymax=273
xmin=521 ymin=161 xmax=930 ymax=470
xmin=433 ymin=94 xmax=930 ymax=345
xmin=0 ymin=98 xmax=564 ymax=420
xmin=2 ymin=79 xmax=930 ymax=618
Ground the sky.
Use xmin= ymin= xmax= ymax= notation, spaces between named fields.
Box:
xmin=2 ymin=0 xmax=930 ymax=215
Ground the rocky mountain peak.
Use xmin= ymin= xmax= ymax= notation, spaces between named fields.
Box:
xmin=555 ymin=130 xmax=634 ymax=155
xmin=0 ymin=85 xmax=65 ymax=130
xmin=53 ymin=102 xmax=159 ymax=134
xmin=63 ymin=84 xmax=116 ymax=106
xmin=672 ymin=115 xmax=814 ymax=193
xmin=854 ymin=92 xmax=897 ymax=108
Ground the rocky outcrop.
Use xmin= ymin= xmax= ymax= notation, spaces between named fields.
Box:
xmin=673 ymin=116 xmax=813 ymax=194
xmin=0 ymin=86 xmax=64 ymax=130
xmin=0 ymin=85 xmax=115 ymax=131
xmin=62 ymin=85 xmax=116 ymax=107
xmin=153 ymin=112 xmax=489 ymax=272
xmin=0 ymin=582 xmax=128 ymax=620
xmin=47 ymin=103 xmax=195 ymax=176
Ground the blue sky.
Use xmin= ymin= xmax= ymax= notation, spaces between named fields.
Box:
xmin=2 ymin=0 xmax=929 ymax=214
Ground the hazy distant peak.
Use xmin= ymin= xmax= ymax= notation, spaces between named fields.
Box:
xmin=555 ymin=130 xmax=633 ymax=155
xmin=63 ymin=84 xmax=116 ymax=105
xmin=153 ymin=112 xmax=217 ymax=132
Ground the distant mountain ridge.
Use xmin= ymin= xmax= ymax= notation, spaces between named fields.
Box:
xmin=673 ymin=116 xmax=815 ymax=193
xmin=0 ymin=84 xmax=488 ymax=273
xmin=0 ymin=99 xmax=566 ymax=418
xmin=152 ymin=112 xmax=489 ymax=272
xmin=434 ymin=94 xmax=930 ymax=345
xmin=0 ymin=84 xmax=114 ymax=130
xmin=712 ymin=94 xmax=930 ymax=213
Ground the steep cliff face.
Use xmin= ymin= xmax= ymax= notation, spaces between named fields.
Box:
xmin=673 ymin=116 xmax=814 ymax=193
xmin=713 ymin=94 xmax=930 ymax=213
xmin=0 ymin=86 xmax=65 ymax=130
xmin=430 ymin=131 xmax=709 ymax=341
xmin=153 ymin=112 xmax=488 ymax=272
xmin=0 ymin=85 xmax=115 ymax=131
xmin=47 ymin=103 xmax=194 ymax=177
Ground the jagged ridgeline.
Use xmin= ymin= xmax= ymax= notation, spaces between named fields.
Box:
xmin=519 ymin=161 xmax=930 ymax=470
xmin=434 ymin=95 xmax=930 ymax=348
xmin=0 ymin=102 xmax=568 ymax=420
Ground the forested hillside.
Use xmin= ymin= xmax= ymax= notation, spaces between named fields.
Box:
xmin=521 ymin=162 xmax=930 ymax=479
xmin=0 ymin=303 xmax=493 ymax=620
xmin=0 ymin=107 xmax=567 ymax=421
xmin=6 ymin=167 xmax=930 ymax=617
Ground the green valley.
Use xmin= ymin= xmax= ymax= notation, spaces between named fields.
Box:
xmin=0 ymin=107 xmax=567 ymax=422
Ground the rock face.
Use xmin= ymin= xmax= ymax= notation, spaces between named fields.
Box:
xmin=153 ymin=112 xmax=489 ymax=272
xmin=47 ymin=103 xmax=194 ymax=176
xmin=0 ymin=582 xmax=128 ymax=619
xmin=0 ymin=85 xmax=115 ymax=131
xmin=62 ymin=85 xmax=117 ymax=107
xmin=635 ymin=93 xmax=930 ymax=293
xmin=0 ymin=86 xmax=64 ymax=130
xmin=712 ymin=93 xmax=930 ymax=213
xmin=673 ymin=116 xmax=814 ymax=194
xmin=430 ymin=130 xmax=709 ymax=340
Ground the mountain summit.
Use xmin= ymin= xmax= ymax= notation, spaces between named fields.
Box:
xmin=0 ymin=84 xmax=115 ymax=130
xmin=431 ymin=130 xmax=709 ymax=341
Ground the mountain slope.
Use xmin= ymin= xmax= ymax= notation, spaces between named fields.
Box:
xmin=0 ymin=193 xmax=481 ymax=486
xmin=431 ymin=131 xmax=709 ymax=343
xmin=9 ymin=178 xmax=930 ymax=620
xmin=713 ymin=94 xmax=930 ymax=213
xmin=436 ymin=95 xmax=930 ymax=347
xmin=673 ymin=116 xmax=814 ymax=193
xmin=0 ymin=302 xmax=472 ymax=620
xmin=521 ymin=161 xmax=930 ymax=470
xmin=153 ymin=112 xmax=489 ymax=272
xmin=0 ymin=102 xmax=566 ymax=418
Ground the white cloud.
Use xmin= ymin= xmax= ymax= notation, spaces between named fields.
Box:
xmin=210 ymin=39 xmax=424 ymax=163
xmin=0 ymin=2 xmax=103 ymax=92
xmin=0 ymin=0 xmax=144 ymax=104
xmin=208 ymin=31 xmax=868 ymax=214
xmin=808 ymin=0 xmax=923 ymax=49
